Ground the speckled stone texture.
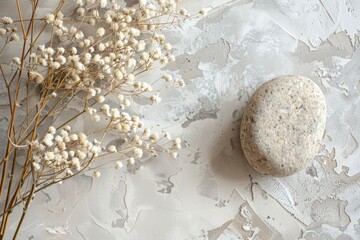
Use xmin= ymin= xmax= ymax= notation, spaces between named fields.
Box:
xmin=240 ymin=75 xmax=327 ymax=177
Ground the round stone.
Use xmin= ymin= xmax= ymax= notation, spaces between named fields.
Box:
xmin=240 ymin=75 xmax=326 ymax=177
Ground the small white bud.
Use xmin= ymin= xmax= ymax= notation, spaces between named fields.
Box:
xmin=97 ymin=95 xmax=105 ymax=103
xmin=45 ymin=14 xmax=55 ymax=23
xmin=124 ymin=99 xmax=131 ymax=107
xmin=128 ymin=157 xmax=135 ymax=165
xmin=96 ymin=28 xmax=105 ymax=37
xmin=117 ymin=94 xmax=124 ymax=101
xmin=107 ymin=145 xmax=117 ymax=153
xmin=48 ymin=126 xmax=56 ymax=134
xmin=32 ymin=162 xmax=41 ymax=171
xmin=94 ymin=171 xmax=101 ymax=178
xmin=170 ymin=152 xmax=178 ymax=159
xmin=164 ymin=43 xmax=172 ymax=51
xmin=115 ymin=161 xmax=123 ymax=169
xmin=76 ymin=150 xmax=87 ymax=160
xmin=199 ymin=8 xmax=208 ymax=16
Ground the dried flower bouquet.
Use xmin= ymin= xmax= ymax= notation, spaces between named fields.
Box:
xmin=0 ymin=0 xmax=206 ymax=238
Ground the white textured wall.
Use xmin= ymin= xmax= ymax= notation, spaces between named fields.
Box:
xmin=1 ymin=0 xmax=360 ymax=239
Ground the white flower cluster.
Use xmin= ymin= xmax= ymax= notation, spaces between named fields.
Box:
xmin=0 ymin=16 xmax=20 ymax=60
xmin=85 ymin=93 xmax=182 ymax=160
xmin=0 ymin=17 xmax=19 ymax=42
xmin=31 ymin=116 xmax=181 ymax=178
xmin=0 ymin=1 xmax=207 ymax=234
xmin=31 ymin=126 xmax=102 ymax=177
xmin=28 ymin=0 xmax=188 ymax=103
xmin=20 ymin=0 xmax=201 ymax=179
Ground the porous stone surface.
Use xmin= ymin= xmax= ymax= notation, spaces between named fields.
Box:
xmin=240 ymin=75 xmax=327 ymax=177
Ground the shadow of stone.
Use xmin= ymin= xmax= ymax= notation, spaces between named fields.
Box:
xmin=208 ymin=108 xmax=260 ymax=184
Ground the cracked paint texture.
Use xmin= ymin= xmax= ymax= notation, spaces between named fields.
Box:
xmin=1 ymin=0 xmax=360 ymax=239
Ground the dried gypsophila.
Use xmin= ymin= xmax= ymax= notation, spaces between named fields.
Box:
xmin=0 ymin=0 xmax=206 ymax=237
xmin=24 ymin=0 xmax=198 ymax=178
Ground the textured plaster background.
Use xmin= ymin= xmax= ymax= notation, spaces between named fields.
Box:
xmin=1 ymin=0 xmax=360 ymax=239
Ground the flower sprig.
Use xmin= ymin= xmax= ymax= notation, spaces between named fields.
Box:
xmin=0 ymin=0 xmax=206 ymax=238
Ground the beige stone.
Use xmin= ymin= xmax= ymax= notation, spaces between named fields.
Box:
xmin=240 ymin=75 xmax=327 ymax=177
